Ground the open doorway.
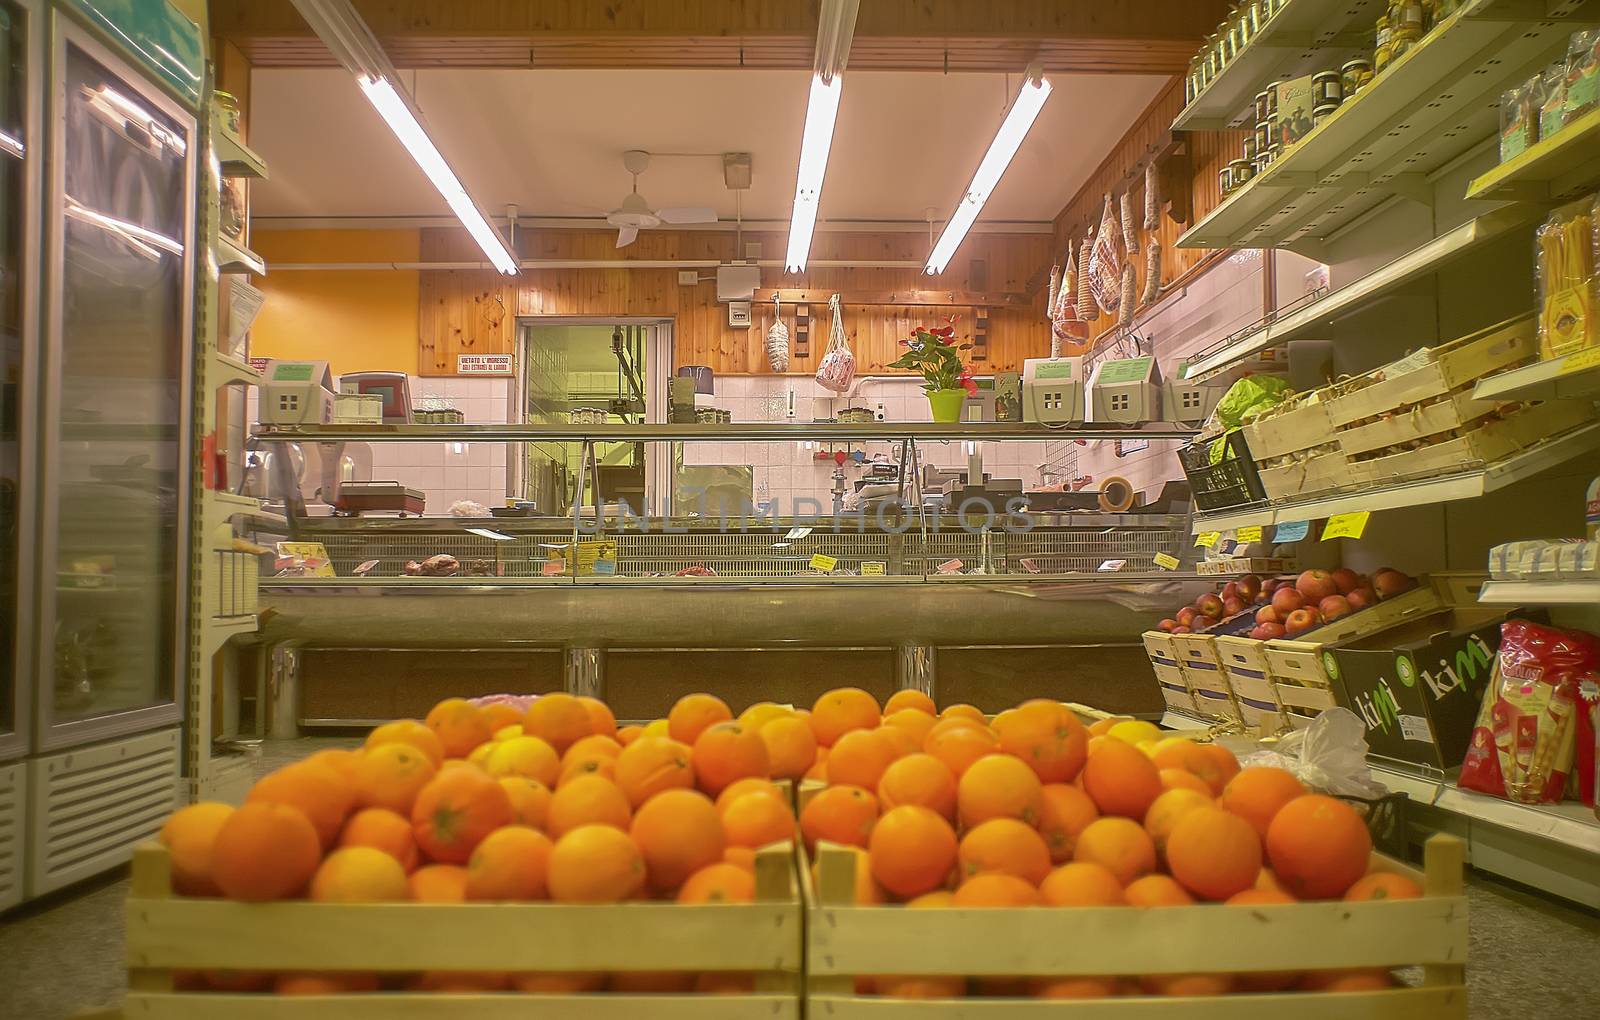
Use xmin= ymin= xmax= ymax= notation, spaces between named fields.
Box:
xmin=517 ymin=318 xmax=672 ymax=515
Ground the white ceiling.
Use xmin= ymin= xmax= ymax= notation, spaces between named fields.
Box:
xmin=249 ymin=67 xmax=1166 ymax=227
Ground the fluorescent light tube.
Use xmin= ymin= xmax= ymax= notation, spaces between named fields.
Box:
xmin=359 ymin=76 xmax=518 ymax=275
xmin=784 ymin=74 xmax=843 ymax=273
xmin=925 ymin=74 xmax=1053 ymax=275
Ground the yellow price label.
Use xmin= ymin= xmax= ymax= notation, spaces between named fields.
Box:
xmin=1236 ymin=525 xmax=1263 ymax=543
xmin=1153 ymin=552 xmax=1181 ymax=570
xmin=1321 ymin=511 xmax=1371 ymax=541
xmin=1194 ymin=531 xmax=1221 ymax=548
xmin=810 ymin=553 xmax=839 ymax=572
xmin=860 ymin=561 xmax=886 ymax=576
xmin=1559 ymin=346 xmax=1600 ymax=375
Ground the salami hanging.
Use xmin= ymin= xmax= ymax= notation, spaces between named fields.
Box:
xmin=1120 ymin=190 xmax=1139 ymax=257
xmin=1118 ymin=260 xmax=1138 ymax=327
xmin=1144 ymin=160 xmax=1162 ymax=231
xmin=1143 ymin=238 xmax=1163 ymax=305
xmin=1045 ymin=264 xmax=1060 ymax=325
xmin=1075 ymin=234 xmax=1098 ymax=322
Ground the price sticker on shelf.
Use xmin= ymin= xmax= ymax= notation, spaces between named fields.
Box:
xmin=860 ymin=561 xmax=886 ymax=576
xmin=1153 ymin=552 xmax=1181 ymax=571
xmin=785 ymin=526 xmax=814 ymax=541
xmin=809 ymin=553 xmax=838 ymax=573
xmin=1194 ymin=531 xmax=1221 ymax=548
xmin=1321 ymin=511 xmax=1371 ymax=541
xmin=1559 ymin=346 xmax=1600 ymax=375
xmin=1235 ymin=525 xmax=1263 ymax=543
xmin=1274 ymin=520 xmax=1311 ymax=543
xmin=1098 ymin=559 xmax=1127 ymax=572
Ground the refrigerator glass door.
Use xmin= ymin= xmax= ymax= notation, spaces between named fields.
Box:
xmin=37 ymin=21 xmax=192 ymax=748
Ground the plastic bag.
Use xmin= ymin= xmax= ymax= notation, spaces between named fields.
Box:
xmin=1241 ymin=708 xmax=1391 ymax=799
xmin=1535 ymin=195 xmax=1598 ymax=360
xmin=1087 ymin=196 xmax=1123 ymax=315
xmin=1213 ymin=375 xmax=1292 ymax=432
xmin=765 ymin=294 xmax=791 ymax=372
xmin=815 ymin=294 xmax=856 ymax=392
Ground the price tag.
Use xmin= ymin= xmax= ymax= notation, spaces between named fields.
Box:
xmin=1235 ymin=525 xmax=1263 ymax=543
xmin=1098 ymin=559 xmax=1127 ymax=572
xmin=541 ymin=560 xmax=566 ymax=576
xmin=1274 ymin=520 xmax=1310 ymax=543
xmin=1153 ymin=552 xmax=1180 ymax=571
xmin=936 ymin=558 xmax=965 ymax=574
xmin=1559 ymin=346 xmax=1600 ymax=375
xmin=809 ymin=553 xmax=838 ymax=572
xmin=1018 ymin=557 xmax=1041 ymax=574
xmin=860 ymin=561 xmax=886 ymax=576
xmin=1321 ymin=511 xmax=1370 ymax=541
xmin=591 ymin=559 xmax=617 ymax=576
xmin=785 ymin=526 xmax=813 ymax=540
xmin=1194 ymin=531 xmax=1221 ymax=548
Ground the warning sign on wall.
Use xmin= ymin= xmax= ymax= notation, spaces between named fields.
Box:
xmin=457 ymin=354 xmax=513 ymax=375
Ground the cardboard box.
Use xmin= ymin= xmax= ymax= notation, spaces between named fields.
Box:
xmin=1275 ymin=73 xmax=1318 ymax=149
xmin=1196 ymin=557 xmax=1297 ymax=576
xmin=1328 ymin=606 xmax=1529 ymax=772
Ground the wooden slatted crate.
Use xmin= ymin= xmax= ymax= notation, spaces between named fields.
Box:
xmin=804 ymin=835 xmax=1468 ymax=1018
xmin=119 ymin=840 xmax=802 ymax=1019
xmin=1141 ymin=631 xmax=1199 ymax=716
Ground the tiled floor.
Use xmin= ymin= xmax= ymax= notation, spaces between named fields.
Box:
xmin=1 ymin=738 xmax=1597 ymax=1019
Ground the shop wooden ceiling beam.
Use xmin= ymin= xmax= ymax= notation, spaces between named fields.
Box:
xmin=213 ymin=0 xmax=1232 ymax=74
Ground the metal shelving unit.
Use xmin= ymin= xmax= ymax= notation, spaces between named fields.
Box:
xmin=214 ymin=125 xmax=268 ymax=180
xmin=1468 ymin=105 xmax=1600 ymax=203
xmin=1477 ymin=579 xmax=1600 ymax=604
xmin=217 ymin=235 xmax=265 ymax=276
xmin=1472 ymin=350 xmax=1600 ymax=401
xmin=253 ymin=421 xmax=1201 ymax=443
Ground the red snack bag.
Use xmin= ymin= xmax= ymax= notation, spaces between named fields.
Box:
xmin=1458 ymin=620 xmax=1600 ymax=803
xmin=1577 ymin=674 xmax=1599 ymax=807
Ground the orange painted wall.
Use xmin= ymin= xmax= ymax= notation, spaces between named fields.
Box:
xmin=248 ymin=229 xmax=421 ymax=376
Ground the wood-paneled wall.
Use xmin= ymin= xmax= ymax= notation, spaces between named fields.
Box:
xmin=417 ymin=227 xmax=1054 ymax=376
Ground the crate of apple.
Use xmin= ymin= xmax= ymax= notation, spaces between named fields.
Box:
xmin=1155 ymin=567 xmax=1415 ymax=639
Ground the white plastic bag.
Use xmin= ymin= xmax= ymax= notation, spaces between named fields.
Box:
xmin=815 ymin=294 xmax=855 ymax=392
xmin=1240 ymin=708 xmax=1391 ymax=799
xmin=765 ymin=294 xmax=791 ymax=373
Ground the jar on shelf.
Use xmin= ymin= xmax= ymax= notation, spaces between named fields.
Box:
xmin=1218 ymin=20 xmax=1237 ymax=64
xmin=215 ymin=90 xmax=241 ymax=136
xmin=1242 ymin=131 xmax=1259 ymax=163
xmin=1312 ymin=70 xmax=1343 ymax=108
xmin=1203 ymin=34 xmax=1221 ymax=81
xmin=1341 ymin=58 xmax=1375 ymax=97
xmin=1219 ymin=164 xmax=1236 ymax=196
xmin=1186 ymin=57 xmax=1203 ymax=104
xmin=1254 ymin=88 xmax=1274 ymax=124
xmin=1234 ymin=3 xmax=1258 ymax=46
xmin=1313 ymin=103 xmax=1340 ymax=126
xmin=1229 ymin=158 xmax=1254 ymax=187
xmin=1254 ymin=118 xmax=1274 ymax=155
xmin=219 ymin=178 xmax=245 ymax=240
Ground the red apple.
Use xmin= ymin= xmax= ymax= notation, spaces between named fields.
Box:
xmin=1373 ymin=569 xmax=1416 ymax=599
xmin=1284 ymin=608 xmax=1320 ymax=636
xmin=1346 ymin=587 xmax=1376 ymax=610
xmin=1260 ymin=578 xmax=1284 ymax=601
xmin=1257 ymin=622 xmax=1287 ymax=639
xmin=1222 ymin=596 xmax=1248 ymax=617
xmin=1318 ymin=595 xmax=1353 ymax=622
xmin=1221 ymin=581 xmax=1240 ymax=602
xmin=1171 ymin=626 xmax=1191 ymax=634
xmin=1157 ymin=618 xmax=1178 ymax=632
xmin=1237 ymin=574 xmax=1262 ymax=603
xmin=1191 ymin=615 xmax=1217 ymax=631
xmin=1296 ymin=569 xmax=1338 ymax=601
xmin=1329 ymin=567 xmax=1362 ymax=594
xmin=1255 ymin=605 xmax=1281 ymax=626
xmin=1176 ymin=607 xmax=1197 ymax=627
xmin=1195 ymin=594 xmax=1224 ymax=619
xmin=1271 ymin=587 xmax=1306 ymax=615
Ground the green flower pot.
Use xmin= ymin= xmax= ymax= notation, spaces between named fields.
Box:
xmin=926 ymin=388 xmax=968 ymax=423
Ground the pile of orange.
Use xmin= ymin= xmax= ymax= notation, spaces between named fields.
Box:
xmin=156 ymin=692 xmax=799 ymax=996
xmin=794 ymin=698 xmax=1421 ymax=1000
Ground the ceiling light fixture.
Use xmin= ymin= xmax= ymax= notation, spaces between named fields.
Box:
xmin=289 ymin=0 xmax=518 ymax=275
xmin=925 ymin=68 xmax=1052 ymax=276
xmin=785 ymin=0 xmax=859 ymax=273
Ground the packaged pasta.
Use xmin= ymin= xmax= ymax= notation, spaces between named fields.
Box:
xmin=1564 ymin=29 xmax=1600 ymax=122
xmin=1539 ymin=62 xmax=1568 ymax=141
xmin=1535 ymin=195 xmax=1599 ymax=359
xmin=1499 ymin=76 xmax=1539 ymax=162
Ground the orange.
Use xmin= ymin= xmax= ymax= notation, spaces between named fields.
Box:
xmin=557 ymin=755 xmax=616 ymax=787
xmin=467 ymin=742 xmax=496 ymax=770
xmin=924 ymin=724 xmax=1000 ymax=779
xmin=547 ymin=824 xmax=646 ymax=902
xmin=1344 ymin=873 xmax=1422 ymax=901
xmin=827 ymin=729 xmax=899 ymax=790
xmin=993 ymin=700 xmax=1088 ymax=783
xmin=953 ymin=872 xmax=1041 ymax=906
xmin=576 ymin=696 xmax=617 ymax=737
xmin=411 ymin=766 xmax=514 ymax=864
xmin=613 ymin=736 xmax=695 ymax=807
xmin=465 ymin=825 xmax=552 ymax=900
xmin=759 ymin=715 xmax=818 ymax=781
xmin=691 ymin=722 xmax=771 ymax=796
xmin=1036 ymin=783 xmax=1099 ymax=864
xmin=1301 ymin=969 xmax=1396 ymax=992
xmin=868 ymin=805 xmax=958 ymax=899
xmin=408 ymin=863 xmax=468 ymax=902
xmin=800 ymin=785 xmax=879 ymax=850
xmin=696 ymin=973 xmax=756 ymax=994
xmin=274 ymin=973 xmax=379 ymax=995
xmin=200 ymin=971 xmax=273 ymax=992
xmin=875 ymin=976 xmax=966 ymax=998
xmin=1071 ymin=817 xmax=1156 ymax=886
xmin=1159 ymin=767 xmax=1214 ymax=796
xmin=247 ymin=761 xmax=353 ymax=851
xmin=339 ymin=807 xmax=420 ymax=872
xmin=804 ymin=756 xmax=828 ymax=781
xmin=546 ymin=774 xmax=631 ymax=836
xmin=310 ymin=846 xmax=409 ymax=902
xmin=1032 ymin=977 xmax=1117 ymax=998
xmin=499 ymin=777 xmax=552 ymax=830
xmin=411 ymin=971 xmax=511 ymax=992
xmin=1079 ymin=739 xmax=1162 ymax=820
xmin=1149 ymin=737 xmax=1197 ymax=771
xmin=811 ymin=845 xmax=883 ymax=904
xmin=1165 ymin=806 xmax=1262 ymax=901
xmin=1142 ymin=974 xmax=1235 ymax=997
xmin=1142 ymin=788 xmax=1212 ymax=864
xmin=956 ymin=754 xmax=1044 ymax=828
xmin=876 ymin=725 xmax=918 ymax=759
xmin=562 ymin=734 xmax=623 ymax=769
xmin=907 ymin=890 xmax=956 ymax=907
xmin=480 ymin=702 xmax=526 ymax=735
xmin=523 ymin=694 xmax=594 ymax=755
xmin=425 ymin=698 xmax=493 ymax=759
xmin=739 ymin=702 xmax=791 ymax=732
xmin=609 ymin=972 xmax=695 ymax=993
xmin=723 ymin=845 xmax=757 ymax=871
xmin=1124 ymin=874 xmax=1195 ymax=907
xmin=1225 ymin=889 xmax=1302 ymax=991
xmin=722 ymin=792 xmax=796 ymax=849
xmin=924 ymin=714 xmax=987 ymax=742
xmin=1039 ymin=861 xmax=1125 ymax=906
xmin=1220 ymin=766 xmax=1308 ymax=838
xmin=630 ymin=788 xmax=725 ymax=892
xmin=810 ymin=687 xmax=881 ymax=747
xmin=877 ymin=753 xmax=957 ymax=822
xmin=882 ymin=708 xmax=938 ymax=747
xmin=668 ymin=693 xmax=733 ymax=745
xmin=617 ymin=724 xmax=645 ymax=746
xmin=303 ymin=749 xmax=363 ymax=786
xmin=1227 ymin=887 xmax=1297 ymax=906
xmin=677 ymin=862 xmax=756 ymax=903
xmin=940 ymin=704 xmax=986 ymax=724
xmin=365 ymin=719 xmax=445 ymax=766
xmin=1265 ymin=795 xmax=1371 ymax=900
xmin=715 ymin=777 xmax=784 ymax=812
xmin=883 ymin=689 xmax=937 ymax=716
xmin=159 ymin=802 xmax=235 ymax=896
xmin=511 ymin=972 xmax=605 ymax=994
xmin=1182 ymin=743 xmax=1241 ymax=796
xmin=958 ymin=818 xmax=1051 ymax=885
xmin=354 ymin=741 xmax=438 ymax=815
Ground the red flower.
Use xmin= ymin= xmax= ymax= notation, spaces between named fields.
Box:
xmin=898 ymin=338 xmax=911 ymax=346
xmin=963 ymin=379 xmax=979 ymax=396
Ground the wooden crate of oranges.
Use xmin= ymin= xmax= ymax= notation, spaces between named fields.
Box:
xmin=126 ymin=692 xmax=813 ymax=1018
xmin=793 ymin=697 xmax=1468 ymax=1018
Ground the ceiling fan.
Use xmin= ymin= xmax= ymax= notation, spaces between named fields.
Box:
xmin=608 ymin=149 xmax=717 ymax=248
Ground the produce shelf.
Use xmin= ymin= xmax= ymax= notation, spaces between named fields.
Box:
xmin=252 ymin=421 xmax=1203 ymax=443
xmin=1171 ymin=0 xmax=1388 ymax=132
xmin=1372 ymin=765 xmax=1600 ymax=854
xmin=214 ymin=126 xmax=268 ymax=180
xmin=211 ymin=349 xmax=260 ymax=386
xmin=1467 ymin=105 xmax=1600 ymax=203
xmin=1190 ymin=419 xmax=1600 ymax=533
xmin=217 ymin=236 xmax=266 ymax=276
xmin=1177 ymin=0 xmax=1575 ymax=253
xmin=1184 ymin=208 xmax=1536 ymax=381
xmin=1471 ymin=350 xmax=1600 ymax=401
xmin=1476 ymin=579 xmax=1600 ymax=605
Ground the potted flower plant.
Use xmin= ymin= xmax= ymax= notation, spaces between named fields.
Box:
xmin=889 ymin=318 xmax=978 ymax=423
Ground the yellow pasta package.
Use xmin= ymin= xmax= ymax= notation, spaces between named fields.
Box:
xmin=1536 ymin=194 xmax=1599 ymax=359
